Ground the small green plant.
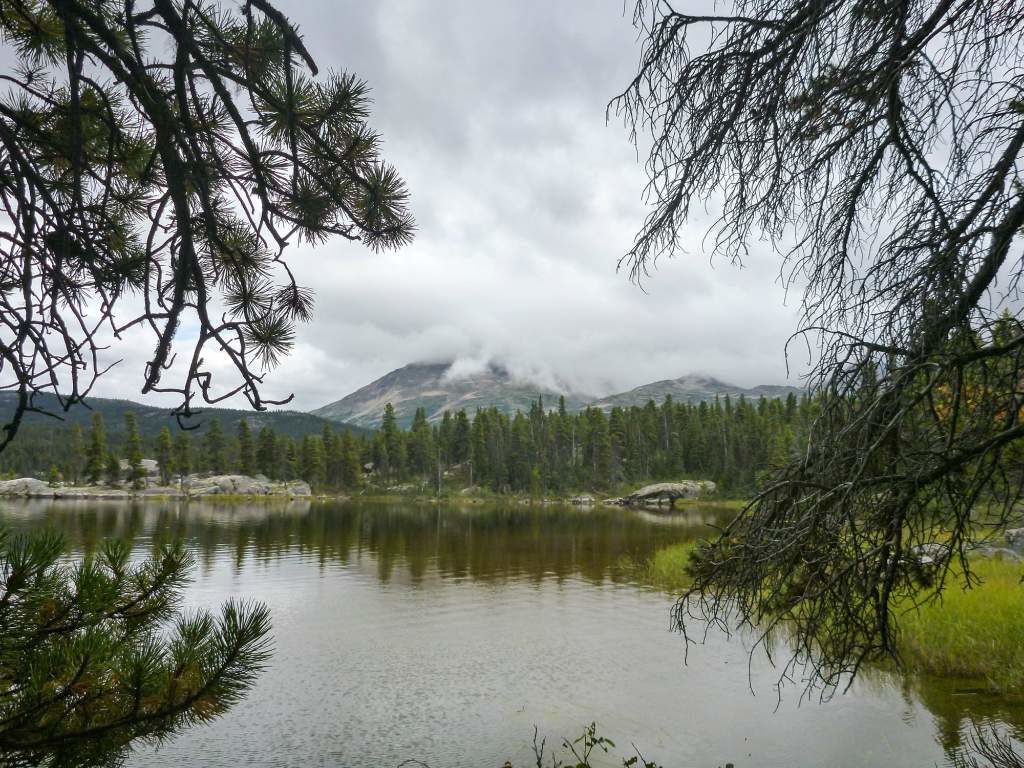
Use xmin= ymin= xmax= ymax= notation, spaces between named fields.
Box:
xmin=528 ymin=723 xmax=662 ymax=768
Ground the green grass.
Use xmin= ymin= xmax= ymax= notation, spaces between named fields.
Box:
xmin=895 ymin=556 xmax=1024 ymax=695
xmin=632 ymin=542 xmax=1024 ymax=695
xmin=627 ymin=541 xmax=698 ymax=592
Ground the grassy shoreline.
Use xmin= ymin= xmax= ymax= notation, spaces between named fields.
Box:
xmin=631 ymin=541 xmax=1024 ymax=696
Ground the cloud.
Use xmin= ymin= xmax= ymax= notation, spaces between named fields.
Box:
xmin=82 ymin=0 xmax=807 ymax=412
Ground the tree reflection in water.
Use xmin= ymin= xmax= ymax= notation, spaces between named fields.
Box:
xmin=2 ymin=497 xmax=1022 ymax=761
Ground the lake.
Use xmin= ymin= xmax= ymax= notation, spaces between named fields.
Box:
xmin=2 ymin=498 xmax=1020 ymax=767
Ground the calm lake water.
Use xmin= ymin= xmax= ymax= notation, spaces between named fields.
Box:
xmin=2 ymin=499 xmax=1021 ymax=767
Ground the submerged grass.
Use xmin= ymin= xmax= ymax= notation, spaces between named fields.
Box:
xmin=642 ymin=541 xmax=698 ymax=593
xmin=632 ymin=541 xmax=1024 ymax=695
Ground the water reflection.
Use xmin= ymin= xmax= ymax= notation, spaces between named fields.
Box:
xmin=898 ymin=673 xmax=1024 ymax=759
xmin=1 ymin=498 xmax=718 ymax=584
xmin=1 ymin=498 xmax=1022 ymax=767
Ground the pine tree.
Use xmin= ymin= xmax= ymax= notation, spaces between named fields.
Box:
xmin=407 ymin=408 xmax=434 ymax=477
xmin=300 ymin=436 xmax=325 ymax=489
xmin=381 ymin=404 xmax=403 ymax=481
xmin=340 ymin=431 xmax=363 ymax=489
xmin=452 ymin=410 xmax=472 ymax=465
xmin=66 ymin=424 xmax=84 ymax=485
xmin=124 ymin=413 xmax=145 ymax=489
xmin=0 ymin=0 xmax=413 ymax=452
xmin=85 ymin=413 xmax=107 ymax=485
xmin=371 ymin=433 xmax=389 ymax=484
xmin=283 ymin=440 xmax=300 ymax=481
xmin=173 ymin=433 xmax=193 ymax=481
xmin=438 ymin=411 xmax=454 ymax=467
xmin=0 ymin=531 xmax=270 ymax=768
xmin=237 ymin=420 xmax=255 ymax=476
xmin=104 ymin=450 xmax=121 ymax=487
xmin=203 ymin=419 xmax=227 ymax=474
xmin=257 ymin=427 xmax=278 ymax=479
xmin=156 ymin=427 xmax=175 ymax=486
xmin=324 ymin=430 xmax=343 ymax=489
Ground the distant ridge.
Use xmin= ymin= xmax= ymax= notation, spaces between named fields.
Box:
xmin=311 ymin=361 xmax=588 ymax=429
xmin=589 ymin=374 xmax=803 ymax=411
xmin=0 ymin=392 xmax=368 ymax=439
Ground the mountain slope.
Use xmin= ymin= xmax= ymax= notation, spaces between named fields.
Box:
xmin=0 ymin=392 xmax=369 ymax=439
xmin=589 ymin=374 xmax=803 ymax=410
xmin=311 ymin=362 xmax=588 ymax=429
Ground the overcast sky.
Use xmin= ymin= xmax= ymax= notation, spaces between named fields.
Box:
xmin=92 ymin=0 xmax=806 ymax=410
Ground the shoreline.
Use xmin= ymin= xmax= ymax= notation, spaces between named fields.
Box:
xmin=0 ymin=475 xmax=739 ymax=508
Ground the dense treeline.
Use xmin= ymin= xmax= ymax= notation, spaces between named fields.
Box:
xmin=1 ymin=393 xmax=813 ymax=495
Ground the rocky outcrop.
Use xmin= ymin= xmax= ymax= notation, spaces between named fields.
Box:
xmin=183 ymin=475 xmax=311 ymax=498
xmin=285 ymin=481 xmax=311 ymax=497
xmin=911 ymin=542 xmax=950 ymax=566
xmin=118 ymin=458 xmax=160 ymax=477
xmin=185 ymin=475 xmax=273 ymax=496
xmin=568 ymin=495 xmax=595 ymax=506
xmin=0 ymin=474 xmax=313 ymax=499
xmin=607 ymin=481 xmax=717 ymax=507
xmin=1006 ymin=528 xmax=1024 ymax=551
xmin=0 ymin=478 xmax=54 ymax=496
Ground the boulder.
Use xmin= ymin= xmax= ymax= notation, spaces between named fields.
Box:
xmin=972 ymin=545 xmax=1022 ymax=561
xmin=1006 ymin=528 xmax=1024 ymax=551
xmin=621 ymin=481 xmax=716 ymax=506
xmin=911 ymin=542 xmax=950 ymax=566
xmin=568 ymin=495 xmax=595 ymax=506
xmin=187 ymin=475 xmax=273 ymax=497
xmin=285 ymin=481 xmax=312 ymax=497
xmin=118 ymin=458 xmax=160 ymax=476
xmin=0 ymin=477 xmax=54 ymax=497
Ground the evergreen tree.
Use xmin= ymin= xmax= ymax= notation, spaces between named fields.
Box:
xmin=407 ymin=408 xmax=434 ymax=477
xmin=237 ymin=420 xmax=255 ymax=476
xmin=340 ymin=431 xmax=363 ymax=489
xmin=257 ymin=427 xmax=278 ymax=479
xmin=85 ymin=413 xmax=107 ymax=485
xmin=300 ymin=436 xmax=325 ymax=488
xmin=324 ymin=430 xmax=343 ymax=489
xmin=452 ymin=410 xmax=472 ymax=465
xmin=0 ymin=392 xmax=818 ymax=496
xmin=66 ymin=424 xmax=84 ymax=486
xmin=104 ymin=451 xmax=121 ymax=487
xmin=173 ymin=433 xmax=193 ymax=481
xmin=203 ymin=419 xmax=227 ymax=475
xmin=438 ymin=411 xmax=454 ymax=467
xmin=0 ymin=530 xmax=270 ymax=768
xmin=283 ymin=440 xmax=300 ymax=481
xmin=156 ymin=427 xmax=175 ymax=485
xmin=380 ymin=404 xmax=404 ymax=481
xmin=0 ymin=0 xmax=413 ymax=452
xmin=371 ymin=433 xmax=389 ymax=483
xmin=124 ymin=413 xmax=145 ymax=489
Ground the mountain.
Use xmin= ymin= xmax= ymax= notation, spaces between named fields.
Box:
xmin=0 ymin=392 xmax=369 ymax=439
xmin=311 ymin=362 xmax=589 ymax=429
xmin=589 ymin=374 xmax=803 ymax=411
